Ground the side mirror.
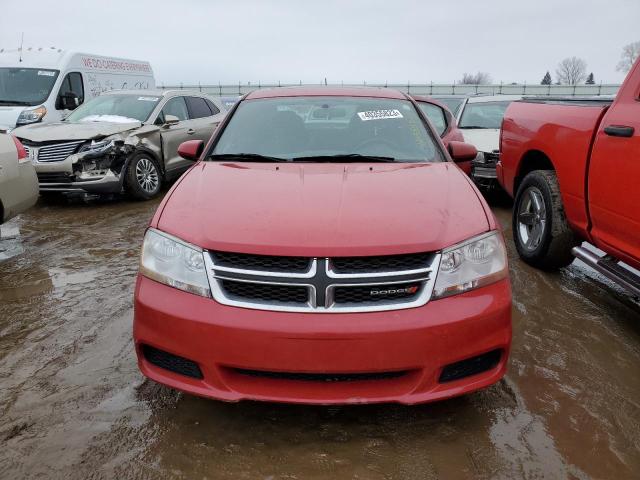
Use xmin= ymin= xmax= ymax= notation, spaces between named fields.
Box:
xmin=177 ymin=140 xmax=204 ymax=161
xmin=448 ymin=141 xmax=477 ymax=161
xmin=164 ymin=114 xmax=180 ymax=127
xmin=60 ymin=92 xmax=80 ymax=110
xmin=447 ymin=141 xmax=477 ymax=175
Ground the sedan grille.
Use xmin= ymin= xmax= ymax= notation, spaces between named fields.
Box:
xmin=211 ymin=251 xmax=311 ymax=273
xmin=333 ymin=282 xmax=422 ymax=304
xmin=221 ymin=280 xmax=309 ymax=304
xmin=331 ymin=252 xmax=433 ymax=273
xmin=22 ymin=140 xmax=84 ymax=163
xmin=206 ymin=251 xmax=440 ymax=313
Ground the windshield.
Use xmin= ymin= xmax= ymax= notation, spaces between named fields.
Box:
xmin=436 ymin=97 xmax=465 ymax=116
xmin=65 ymin=94 xmax=161 ymax=123
xmin=459 ymin=101 xmax=511 ymax=129
xmin=211 ymin=96 xmax=443 ymax=162
xmin=0 ymin=68 xmax=59 ymax=106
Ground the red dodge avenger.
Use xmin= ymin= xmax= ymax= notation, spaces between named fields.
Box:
xmin=133 ymin=87 xmax=512 ymax=405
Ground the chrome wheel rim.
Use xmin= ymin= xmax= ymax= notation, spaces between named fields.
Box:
xmin=517 ymin=186 xmax=547 ymax=252
xmin=135 ymin=157 xmax=159 ymax=193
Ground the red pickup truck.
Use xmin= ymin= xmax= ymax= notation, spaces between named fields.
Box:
xmin=498 ymin=59 xmax=640 ymax=296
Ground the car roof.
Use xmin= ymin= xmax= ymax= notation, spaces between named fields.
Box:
xmin=102 ymin=89 xmax=206 ymax=98
xmin=465 ymin=94 xmax=523 ymax=103
xmin=245 ymin=86 xmax=408 ymax=100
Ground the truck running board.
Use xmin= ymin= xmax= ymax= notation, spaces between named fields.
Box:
xmin=572 ymin=246 xmax=640 ymax=298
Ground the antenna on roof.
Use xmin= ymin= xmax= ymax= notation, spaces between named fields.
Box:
xmin=19 ymin=32 xmax=24 ymax=62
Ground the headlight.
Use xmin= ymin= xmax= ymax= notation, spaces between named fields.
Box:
xmin=79 ymin=139 xmax=116 ymax=155
xmin=16 ymin=106 xmax=47 ymax=126
xmin=140 ymin=228 xmax=211 ymax=298
xmin=433 ymin=231 xmax=508 ymax=299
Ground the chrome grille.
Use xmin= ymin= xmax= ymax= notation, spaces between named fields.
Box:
xmin=23 ymin=140 xmax=84 ymax=163
xmin=205 ymin=251 xmax=440 ymax=313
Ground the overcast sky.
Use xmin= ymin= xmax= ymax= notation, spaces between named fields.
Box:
xmin=1 ymin=0 xmax=638 ymax=85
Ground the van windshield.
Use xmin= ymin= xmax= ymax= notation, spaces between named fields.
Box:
xmin=0 ymin=68 xmax=59 ymax=106
xmin=212 ymin=96 xmax=443 ymax=163
xmin=65 ymin=94 xmax=161 ymax=123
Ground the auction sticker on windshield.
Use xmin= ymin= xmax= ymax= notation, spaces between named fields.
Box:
xmin=138 ymin=96 xmax=159 ymax=102
xmin=357 ymin=109 xmax=403 ymax=121
xmin=37 ymin=70 xmax=56 ymax=76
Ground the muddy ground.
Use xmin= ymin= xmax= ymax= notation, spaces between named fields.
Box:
xmin=0 ymin=192 xmax=639 ymax=480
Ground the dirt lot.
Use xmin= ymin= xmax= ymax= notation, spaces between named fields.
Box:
xmin=0 ymin=193 xmax=639 ymax=480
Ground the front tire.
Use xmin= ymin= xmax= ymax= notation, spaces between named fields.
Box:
xmin=512 ymin=170 xmax=577 ymax=270
xmin=125 ymin=153 xmax=162 ymax=200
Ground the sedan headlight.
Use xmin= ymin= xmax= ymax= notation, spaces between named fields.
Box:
xmin=16 ymin=105 xmax=47 ymax=126
xmin=140 ymin=228 xmax=211 ymax=298
xmin=433 ymin=231 xmax=508 ymax=299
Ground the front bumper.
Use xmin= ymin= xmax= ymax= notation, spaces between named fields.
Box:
xmin=471 ymin=152 xmax=499 ymax=184
xmin=133 ymin=275 xmax=512 ymax=405
xmin=37 ymin=170 xmax=123 ymax=194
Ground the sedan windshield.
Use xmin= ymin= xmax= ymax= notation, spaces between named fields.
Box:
xmin=435 ymin=97 xmax=465 ymax=116
xmin=0 ymin=68 xmax=59 ymax=106
xmin=459 ymin=101 xmax=511 ymax=129
xmin=211 ymin=96 xmax=443 ymax=162
xmin=65 ymin=94 xmax=161 ymax=123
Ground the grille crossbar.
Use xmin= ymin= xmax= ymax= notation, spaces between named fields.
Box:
xmin=205 ymin=252 xmax=440 ymax=313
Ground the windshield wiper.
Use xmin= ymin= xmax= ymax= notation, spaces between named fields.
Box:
xmin=0 ymin=100 xmax=32 ymax=106
xmin=292 ymin=154 xmax=396 ymax=163
xmin=459 ymin=125 xmax=490 ymax=129
xmin=209 ymin=153 xmax=289 ymax=163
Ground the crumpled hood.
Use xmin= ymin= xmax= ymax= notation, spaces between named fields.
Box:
xmin=12 ymin=120 xmax=142 ymax=142
xmin=461 ymin=128 xmax=500 ymax=153
xmin=157 ymin=162 xmax=490 ymax=257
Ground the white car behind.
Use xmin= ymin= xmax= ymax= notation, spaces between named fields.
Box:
xmin=456 ymin=95 xmax=523 ymax=188
xmin=0 ymin=132 xmax=38 ymax=224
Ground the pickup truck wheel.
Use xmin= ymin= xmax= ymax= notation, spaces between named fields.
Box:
xmin=513 ymin=170 xmax=577 ymax=270
xmin=125 ymin=153 xmax=162 ymax=200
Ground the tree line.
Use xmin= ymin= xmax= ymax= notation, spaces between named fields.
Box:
xmin=459 ymin=41 xmax=639 ymax=86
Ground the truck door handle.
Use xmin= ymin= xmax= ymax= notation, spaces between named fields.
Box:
xmin=186 ymin=128 xmax=195 ymax=135
xmin=604 ymin=125 xmax=634 ymax=137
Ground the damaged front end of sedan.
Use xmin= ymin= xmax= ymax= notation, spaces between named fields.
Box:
xmin=29 ymin=125 xmax=163 ymax=197
xmin=72 ymin=138 xmax=134 ymax=184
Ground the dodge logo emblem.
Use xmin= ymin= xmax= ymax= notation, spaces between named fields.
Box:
xmin=370 ymin=285 xmax=419 ymax=297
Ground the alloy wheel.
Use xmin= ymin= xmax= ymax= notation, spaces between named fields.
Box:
xmin=517 ymin=186 xmax=547 ymax=252
xmin=135 ymin=157 xmax=159 ymax=194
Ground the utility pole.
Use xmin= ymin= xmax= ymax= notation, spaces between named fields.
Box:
xmin=19 ymin=32 xmax=24 ymax=62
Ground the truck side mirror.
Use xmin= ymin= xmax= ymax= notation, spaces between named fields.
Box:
xmin=60 ymin=92 xmax=80 ymax=110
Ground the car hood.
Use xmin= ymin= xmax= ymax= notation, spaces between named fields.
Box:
xmin=0 ymin=106 xmax=25 ymax=128
xmin=157 ymin=162 xmax=490 ymax=257
xmin=460 ymin=128 xmax=499 ymax=153
xmin=12 ymin=120 xmax=142 ymax=142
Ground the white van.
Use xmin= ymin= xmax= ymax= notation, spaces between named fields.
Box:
xmin=0 ymin=48 xmax=155 ymax=129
